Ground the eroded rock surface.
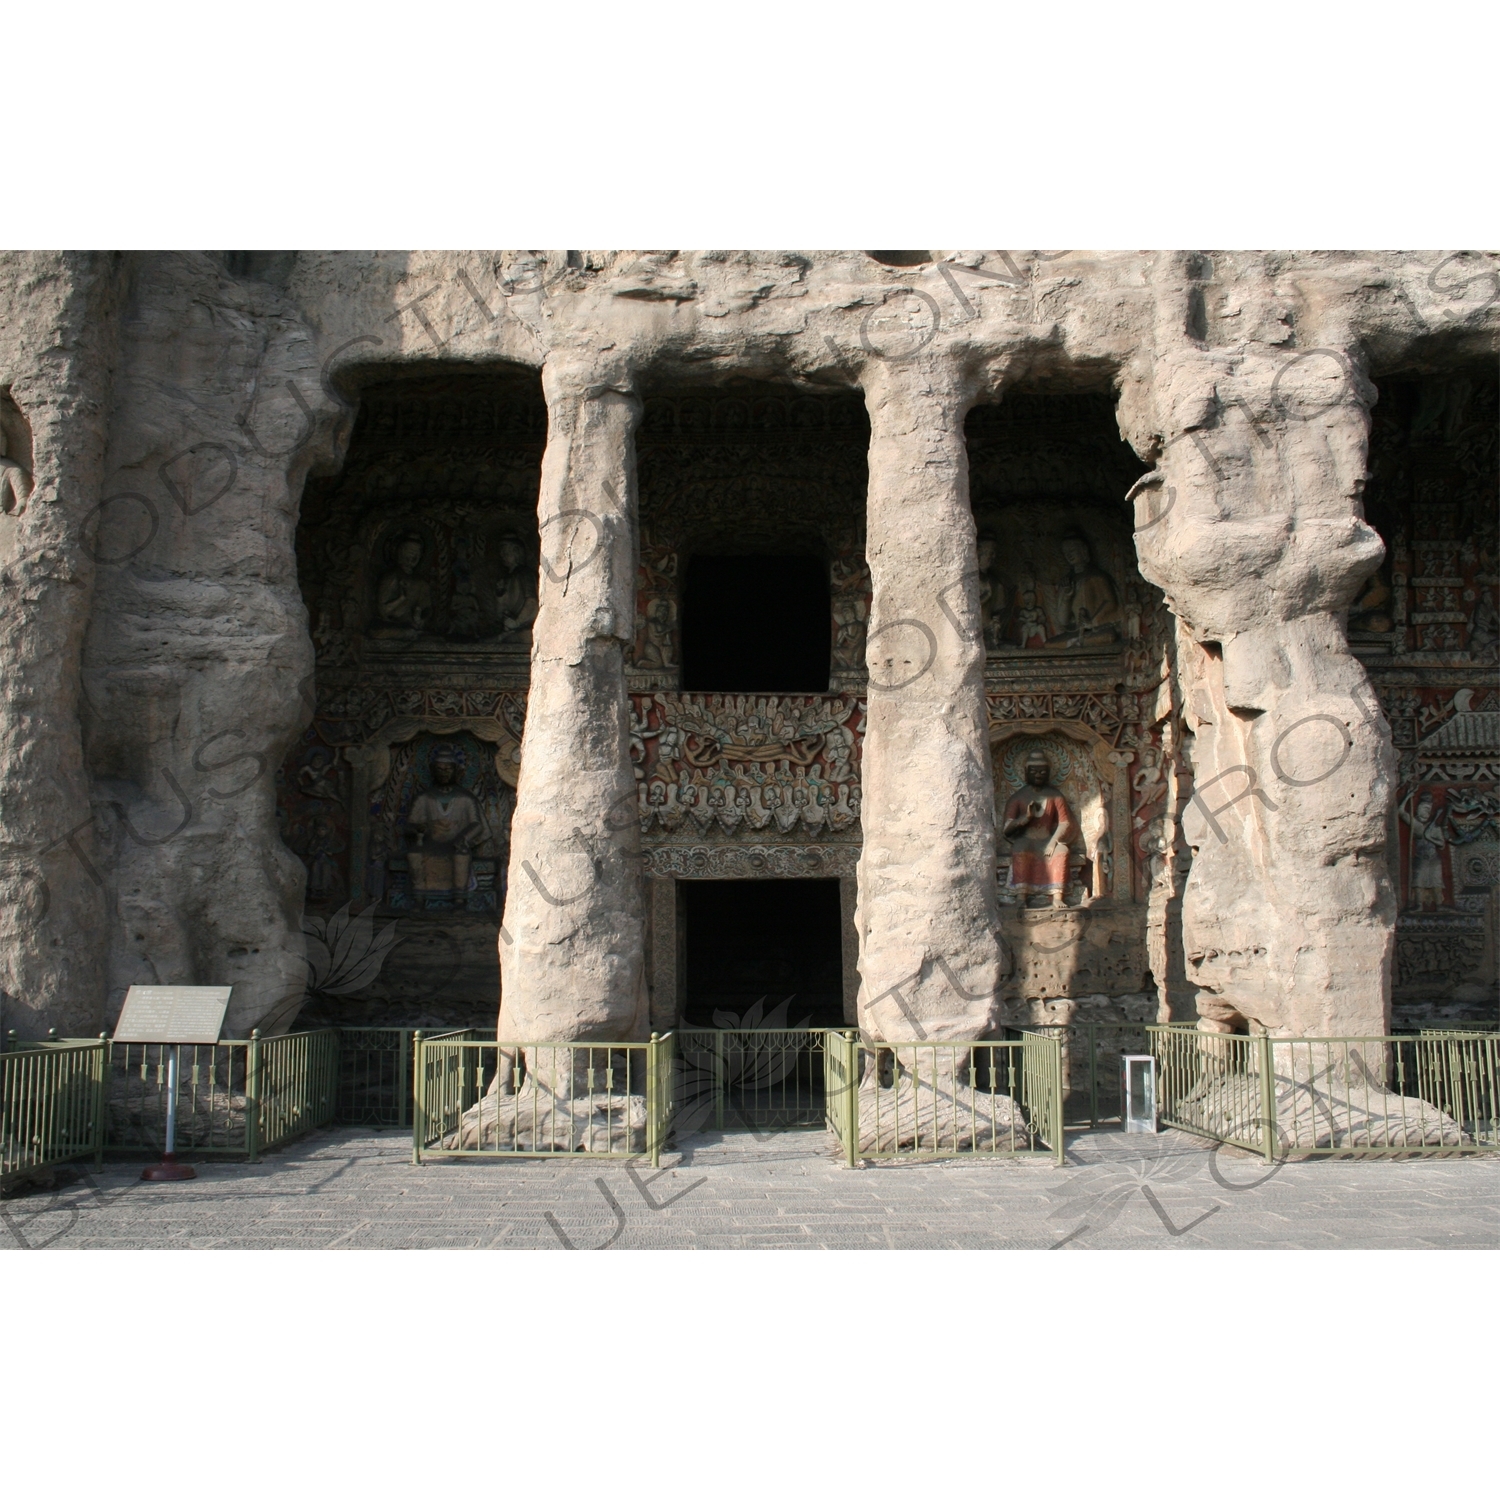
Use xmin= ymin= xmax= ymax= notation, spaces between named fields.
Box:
xmin=0 ymin=251 xmax=1494 ymax=1042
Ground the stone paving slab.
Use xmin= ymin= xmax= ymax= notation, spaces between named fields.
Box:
xmin=2 ymin=1125 xmax=1495 ymax=1250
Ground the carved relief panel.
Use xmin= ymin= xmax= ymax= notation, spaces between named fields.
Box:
xmin=1361 ymin=369 xmax=1499 ymax=1022
xmin=632 ymin=691 xmax=864 ymax=879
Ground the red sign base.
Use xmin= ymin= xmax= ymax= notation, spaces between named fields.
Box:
xmin=141 ymin=1154 xmax=197 ymax=1182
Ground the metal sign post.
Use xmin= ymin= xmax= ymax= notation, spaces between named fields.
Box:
xmin=113 ymin=985 xmax=232 ymax=1182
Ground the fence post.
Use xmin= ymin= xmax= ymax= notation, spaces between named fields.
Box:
xmin=844 ymin=1031 xmax=859 ymax=1169
xmin=399 ymin=1029 xmax=411 ymax=1131
xmin=713 ymin=1028 xmax=725 ymax=1132
xmin=647 ymin=1033 xmax=661 ymax=1170
xmin=94 ymin=1034 xmax=109 ymax=1167
xmin=246 ymin=1030 xmax=262 ymax=1163
xmin=1053 ymin=1034 xmax=1066 ymax=1167
xmin=1259 ymin=1033 xmax=1276 ymax=1164
xmin=411 ymin=1031 xmax=424 ymax=1165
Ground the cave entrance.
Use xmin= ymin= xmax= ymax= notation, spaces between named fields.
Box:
xmin=681 ymin=878 xmax=845 ymax=1029
xmin=681 ymin=553 xmax=830 ymax=692
xmin=678 ymin=876 xmax=846 ymax=1131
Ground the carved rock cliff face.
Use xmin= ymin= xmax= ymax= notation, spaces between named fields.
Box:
xmin=79 ymin=255 xmax=348 ymax=1037
xmin=0 ymin=250 xmax=1492 ymax=1040
xmin=1123 ymin=341 xmax=1396 ymax=1035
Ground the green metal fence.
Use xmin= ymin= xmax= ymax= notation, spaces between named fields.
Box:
xmin=824 ymin=1030 xmax=860 ymax=1168
xmin=335 ymin=1028 xmax=415 ymax=1128
xmin=412 ymin=1032 xmax=676 ymax=1166
xmin=1 ymin=1038 xmax=107 ymax=1186
xmin=332 ymin=1027 xmax=486 ymax=1128
xmin=1010 ymin=1020 xmax=1155 ymax=1128
xmin=676 ymin=1028 xmax=829 ymax=1131
xmin=819 ymin=1033 xmax=1064 ymax=1165
xmin=93 ymin=1029 xmax=339 ymax=1163
xmin=1149 ymin=1025 xmax=1500 ymax=1159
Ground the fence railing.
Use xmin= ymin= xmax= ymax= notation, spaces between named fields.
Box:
xmin=253 ymin=1030 xmax=340 ymax=1157
xmin=676 ymin=1028 xmax=828 ymax=1132
xmin=332 ymin=1027 xmax=485 ymax=1129
xmin=835 ymin=1033 xmax=1063 ymax=1164
xmin=1 ymin=1038 xmax=107 ymax=1185
xmin=412 ymin=1033 xmax=676 ymax=1167
xmin=38 ymin=1029 xmax=341 ymax=1165
xmin=824 ymin=1030 xmax=860 ymax=1168
xmin=1009 ymin=1020 xmax=1155 ymax=1128
xmin=1149 ymin=1025 xmax=1499 ymax=1159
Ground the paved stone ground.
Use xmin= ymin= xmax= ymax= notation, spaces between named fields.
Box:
xmin=2 ymin=1124 xmax=1495 ymax=1249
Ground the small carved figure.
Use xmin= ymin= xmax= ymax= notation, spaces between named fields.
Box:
xmin=375 ymin=533 xmax=432 ymax=634
xmin=830 ymin=556 xmax=870 ymax=669
xmin=493 ymin=534 xmax=538 ymax=639
xmin=1016 ymin=585 xmax=1048 ymax=649
xmin=1049 ymin=531 xmax=1121 ymax=646
xmin=449 ymin=568 xmax=481 ymax=638
xmin=1468 ymin=588 xmax=1498 ymax=654
xmin=1401 ymin=791 xmax=1448 ymax=911
xmin=298 ymin=748 xmax=341 ymax=804
xmin=304 ymin=814 xmax=345 ymax=903
xmin=974 ymin=535 xmax=1005 ymax=649
xmin=637 ymin=595 xmax=678 ymax=667
xmin=1001 ymin=750 xmax=1079 ymax=907
xmin=405 ymin=745 xmax=489 ymax=902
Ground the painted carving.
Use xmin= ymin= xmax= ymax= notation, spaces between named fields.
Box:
xmin=276 ymin=736 xmax=353 ymax=909
xmin=631 ymin=693 xmax=863 ymax=840
xmin=372 ymin=731 xmax=514 ymax=913
xmin=830 ymin=554 xmax=871 ymax=671
xmin=404 ymin=743 xmax=491 ymax=902
xmin=1001 ymin=750 xmax=1078 ymax=906
xmin=1400 ymin=788 xmax=1449 ymax=911
xmin=1051 ymin=530 xmax=1123 ymax=645
xmin=971 ymin=502 xmax=1138 ymax=655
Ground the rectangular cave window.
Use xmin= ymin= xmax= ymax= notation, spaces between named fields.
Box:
xmin=681 ymin=554 xmax=830 ymax=692
xmin=681 ymin=878 xmax=844 ymax=1029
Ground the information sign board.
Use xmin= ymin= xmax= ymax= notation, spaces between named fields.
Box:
xmin=113 ymin=986 xmax=231 ymax=1045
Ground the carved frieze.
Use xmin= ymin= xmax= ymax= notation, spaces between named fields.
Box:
xmin=644 ymin=844 xmax=859 ymax=879
xmin=632 ymin=692 xmax=864 ymax=841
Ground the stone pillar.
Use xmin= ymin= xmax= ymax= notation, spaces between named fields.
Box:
xmin=856 ymin=362 xmax=1003 ymax=1043
xmin=498 ymin=355 xmax=647 ymax=1044
xmin=0 ymin=253 xmax=118 ymax=1040
xmin=1125 ymin=342 xmax=1396 ymax=1037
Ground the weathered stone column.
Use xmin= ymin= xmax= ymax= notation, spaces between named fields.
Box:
xmin=1124 ymin=338 xmax=1396 ymax=1037
xmin=0 ymin=253 xmax=119 ymax=1039
xmin=498 ymin=354 xmax=647 ymax=1044
xmin=856 ymin=361 xmax=1003 ymax=1043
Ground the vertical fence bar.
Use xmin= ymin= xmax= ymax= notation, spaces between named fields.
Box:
xmin=1259 ymin=1033 xmax=1276 ymax=1164
xmin=399 ymin=1029 xmax=411 ymax=1130
xmin=1053 ymin=1033 xmax=1066 ymax=1167
xmin=93 ymin=1034 xmax=109 ymax=1168
xmin=411 ymin=1031 xmax=424 ymax=1165
xmin=245 ymin=1029 xmax=262 ymax=1163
